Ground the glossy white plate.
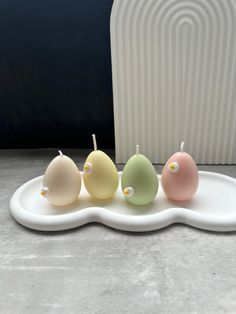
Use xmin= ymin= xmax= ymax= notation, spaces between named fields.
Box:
xmin=10 ymin=171 xmax=236 ymax=232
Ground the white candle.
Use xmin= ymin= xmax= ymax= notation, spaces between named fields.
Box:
xmin=41 ymin=150 xmax=81 ymax=206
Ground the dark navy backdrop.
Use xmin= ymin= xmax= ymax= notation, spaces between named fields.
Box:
xmin=0 ymin=0 xmax=114 ymax=148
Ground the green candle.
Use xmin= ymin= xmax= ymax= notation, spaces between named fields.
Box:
xmin=121 ymin=145 xmax=158 ymax=205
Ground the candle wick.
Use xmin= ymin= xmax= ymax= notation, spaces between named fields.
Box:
xmin=180 ymin=141 xmax=184 ymax=153
xmin=92 ymin=134 xmax=97 ymax=151
xmin=58 ymin=150 xmax=63 ymax=157
xmin=136 ymin=144 xmax=140 ymax=155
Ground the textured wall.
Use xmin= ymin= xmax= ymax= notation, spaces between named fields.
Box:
xmin=0 ymin=0 xmax=114 ymax=148
xmin=111 ymin=0 xmax=236 ymax=164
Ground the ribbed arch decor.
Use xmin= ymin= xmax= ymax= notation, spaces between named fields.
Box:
xmin=110 ymin=0 xmax=236 ymax=164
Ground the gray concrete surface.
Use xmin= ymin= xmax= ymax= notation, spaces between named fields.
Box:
xmin=0 ymin=149 xmax=236 ymax=314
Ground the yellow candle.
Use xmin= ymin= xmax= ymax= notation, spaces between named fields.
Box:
xmin=83 ymin=134 xmax=119 ymax=200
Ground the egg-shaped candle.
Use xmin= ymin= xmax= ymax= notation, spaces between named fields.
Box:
xmin=161 ymin=142 xmax=199 ymax=201
xmin=83 ymin=134 xmax=119 ymax=200
xmin=41 ymin=150 xmax=81 ymax=206
xmin=121 ymin=145 xmax=158 ymax=205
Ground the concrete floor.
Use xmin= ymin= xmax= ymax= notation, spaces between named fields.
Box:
xmin=1 ymin=149 xmax=236 ymax=314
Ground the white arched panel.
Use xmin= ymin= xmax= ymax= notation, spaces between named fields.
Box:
xmin=110 ymin=0 xmax=236 ymax=164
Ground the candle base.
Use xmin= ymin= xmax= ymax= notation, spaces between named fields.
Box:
xmin=10 ymin=171 xmax=236 ymax=232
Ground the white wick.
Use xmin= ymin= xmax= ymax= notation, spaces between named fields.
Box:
xmin=136 ymin=144 xmax=140 ymax=155
xmin=58 ymin=150 xmax=63 ymax=157
xmin=180 ymin=141 xmax=184 ymax=153
xmin=92 ymin=134 xmax=97 ymax=151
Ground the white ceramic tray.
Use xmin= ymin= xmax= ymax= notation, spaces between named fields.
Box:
xmin=10 ymin=171 xmax=236 ymax=232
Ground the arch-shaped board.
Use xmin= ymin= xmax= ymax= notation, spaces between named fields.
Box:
xmin=110 ymin=0 xmax=236 ymax=164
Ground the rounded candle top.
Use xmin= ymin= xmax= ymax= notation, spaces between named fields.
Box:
xmin=83 ymin=134 xmax=119 ymax=200
xmin=40 ymin=149 xmax=81 ymax=206
xmin=161 ymin=141 xmax=199 ymax=201
xmin=121 ymin=144 xmax=158 ymax=205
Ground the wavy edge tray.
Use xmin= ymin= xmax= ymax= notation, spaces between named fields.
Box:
xmin=10 ymin=171 xmax=236 ymax=232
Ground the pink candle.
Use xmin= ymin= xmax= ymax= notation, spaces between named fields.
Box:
xmin=161 ymin=142 xmax=199 ymax=201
